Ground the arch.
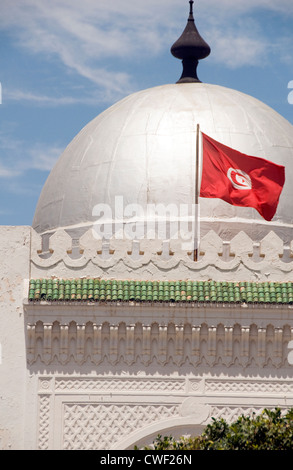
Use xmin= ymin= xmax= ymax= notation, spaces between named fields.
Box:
xmin=112 ymin=417 xmax=207 ymax=450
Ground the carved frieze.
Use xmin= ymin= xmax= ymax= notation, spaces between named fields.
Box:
xmin=27 ymin=319 xmax=293 ymax=368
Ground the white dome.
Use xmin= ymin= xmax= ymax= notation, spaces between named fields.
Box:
xmin=33 ymin=83 xmax=293 ymax=242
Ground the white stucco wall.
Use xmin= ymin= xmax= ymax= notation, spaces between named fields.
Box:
xmin=0 ymin=226 xmax=30 ymax=449
xmin=1 ymin=225 xmax=293 ymax=450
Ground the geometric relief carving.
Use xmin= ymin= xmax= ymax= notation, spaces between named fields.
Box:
xmin=38 ymin=376 xmax=185 ymax=450
xmin=63 ymin=403 xmax=179 ymax=450
xmin=37 ymin=375 xmax=293 ymax=450
xmin=205 ymin=379 xmax=293 ymax=395
xmin=209 ymin=406 xmax=262 ymax=423
xmin=55 ymin=377 xmax=186 ymax=393
xmin=209 ymin=405 xmax=288 ymax=424
xmin=38 ymin=395 xmax=51 ymax=450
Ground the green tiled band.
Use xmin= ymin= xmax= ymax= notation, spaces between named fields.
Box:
xmin=28 ymin=279 xmax=293 ymax=305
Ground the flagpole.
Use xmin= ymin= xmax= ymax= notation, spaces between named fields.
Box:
xmin=194 ymin=123 xmax=200 ymax=262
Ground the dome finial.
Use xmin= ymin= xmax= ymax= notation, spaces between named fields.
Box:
xmin=171 ymin=0 xmax=211 ymax=83
xmin=189 ymin=0 xmax=194 ymax=18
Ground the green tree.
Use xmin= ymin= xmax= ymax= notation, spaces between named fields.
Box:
xmin=138 ymin=408 xmax=293 ymax=450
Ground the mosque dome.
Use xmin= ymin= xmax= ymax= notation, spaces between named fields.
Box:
xmin=32 ymin=82 xmax=293 ymax=241
xmin=32 ymin=3 xmax=293 ymax=244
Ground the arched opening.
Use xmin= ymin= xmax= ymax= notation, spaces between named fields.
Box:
xmin=112 ymin=417 xmax=207 ymax=450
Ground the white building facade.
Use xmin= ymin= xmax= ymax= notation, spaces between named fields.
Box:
xmin=2 ymin=223 xmax=293 ymax=450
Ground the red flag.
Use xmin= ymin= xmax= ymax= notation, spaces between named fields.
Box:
xmin=199 ymin=132 xmax=285 ymax=221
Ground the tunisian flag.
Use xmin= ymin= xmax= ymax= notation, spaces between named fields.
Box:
xmin=199 ymin=133 xmax=285 ymax=221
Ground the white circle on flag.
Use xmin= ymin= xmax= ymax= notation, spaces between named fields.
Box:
xmin=227 ymin=168 xmax=252 ymax=190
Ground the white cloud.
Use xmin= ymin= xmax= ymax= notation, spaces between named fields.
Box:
xmin=0 ymin=130 xmax=64 ymax=180
xmin=5 ymin=87 xmax=117 ymax=107
xmin=27 ymin=144 xmax=63 ymax=172
xmin=0 ymin=165 xmax=17 ymax=178
xmin=211 ymin=34 xmax=268 ymax=69
xmin=198 ymin=2 xmax=293 ymax=69
xmin=0 ymin=0 xmax=143 ymax=100
xmin=199 ymin=0 xmax=293 ymax=17
xmin=205 ymin=17 xmax=269 ymax=68
xmin=5 ymin=89 xmax=84 ymax=106
xmin=0 ymin=0 xmax=292 ymax=101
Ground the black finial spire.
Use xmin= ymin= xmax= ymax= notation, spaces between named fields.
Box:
xmin=171 ymin=1 xmax=211 ymax=83
xmin=189 ymin=0 xmax=194 ymax=18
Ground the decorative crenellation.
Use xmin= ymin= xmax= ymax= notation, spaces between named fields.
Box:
xmin=30 ymin=228 xmax=293 ymax=280
xmin=27 ymin=320 xmax=293 ymax=368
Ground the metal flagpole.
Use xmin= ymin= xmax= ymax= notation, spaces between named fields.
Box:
xmin=194 ymin=123 xmax=200 ymax=262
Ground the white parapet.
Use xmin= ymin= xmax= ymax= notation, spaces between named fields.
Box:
xmin=30 ymin=227 xmax=293 ymax=281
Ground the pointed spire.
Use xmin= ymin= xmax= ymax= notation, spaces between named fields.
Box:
xmin=171 ymin=1 xmax=211 ymax=83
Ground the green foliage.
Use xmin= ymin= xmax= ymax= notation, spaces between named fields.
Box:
xmin=136 ymin=434 xmax=203 ymax=450
xmin=138 ymin=408 xmax=293 ymax=450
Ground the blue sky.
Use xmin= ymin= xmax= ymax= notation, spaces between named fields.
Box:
xmin=0 ymin=0 xmax=292 ymax=226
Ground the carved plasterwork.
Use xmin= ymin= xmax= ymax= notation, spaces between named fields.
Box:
xmin=30 ymin=228 xmax=293 ymax=281
xmin=37 ymin=376 xmax=198 ymax=450
xmin=37 ymin=375 xmax=293 ymax=450
xmin=63 ymin=403 xmax=178 ymax=450
xmin=27 ymin=318 xmax=293 ymax=369
xmin=55 ymin=377 xmax=186 ymax=393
